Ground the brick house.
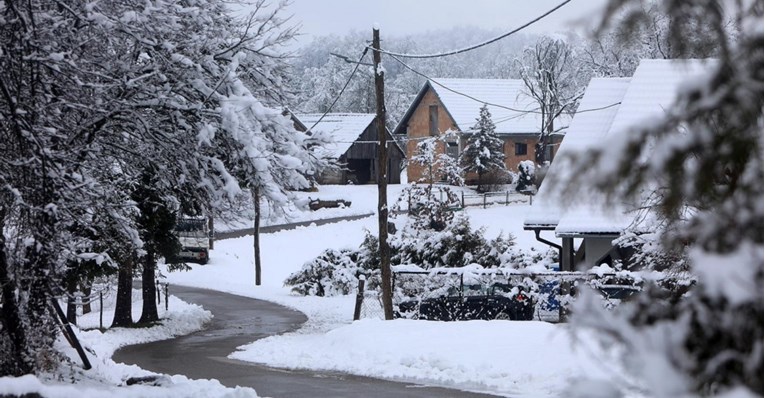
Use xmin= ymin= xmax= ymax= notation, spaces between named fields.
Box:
xmin=392 ymin=79 xmax=566 ymax=184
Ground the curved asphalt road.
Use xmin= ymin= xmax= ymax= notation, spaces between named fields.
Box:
xmin=114 ymin=285 xmax=502 ymax=398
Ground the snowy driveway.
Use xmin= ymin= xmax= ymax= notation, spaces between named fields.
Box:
xmin=113 ymin=285 xmax=501 ymax=398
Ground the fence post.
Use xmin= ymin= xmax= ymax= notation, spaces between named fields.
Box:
xmin=99 ymin=292 xmax=103 ymax=330
xmin=461 ymin=191 xmax=465 ymax=208
xmin=483 ymin=193 xmax=487 ymax=209
xmin=530 ymin=194 xmax=533 ymax=206
xmin=353 ymin=276 xmax=366 ymax=321
xmin=506 ymin=192 xmax=509 ymax=206
xmin=164 ymin=283 xmax=169 ymax=311
xmin=156 ymin=279 xmax=161 ymax=305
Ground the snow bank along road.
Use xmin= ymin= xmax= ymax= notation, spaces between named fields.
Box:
xmin=113 ymin=285 xmax=501 ymax=398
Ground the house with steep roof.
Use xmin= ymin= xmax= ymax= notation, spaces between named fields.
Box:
xmin=523 ymin=59 xmax=717 ymax=272
xmin=392 ymin=78 xmax=568 ymax=184
xmin=297 ymin=113 xmax=405 ymax=185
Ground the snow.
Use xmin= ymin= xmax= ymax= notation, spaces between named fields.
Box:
xmin=157 ymin=192 xmax=611 ymax=396
xmin=230 ymin=319 xmax=614 ymax=397
xmin=427 ymin=78 xmax=571 ymax=135
xmin=295 ymin=113 xmax=376 ymax=158
xmin=528 ymin=60 xmax=717 ymax=237
xmin=0 ymin=290 xmax=257 ymax=398
xmin=3 ymin=186 xmax=619 ymax=397
xmin=524 ymin=77 xmax=630 ymax=230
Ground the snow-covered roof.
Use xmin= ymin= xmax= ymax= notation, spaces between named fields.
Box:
xmin=524 ymin=77 xmax=631 ymax=230
xmin=296 ymin=113 xmax=376 ymax=159
xmin=525 ymin=59 xmax=717 ymax=237
xmin=394 ymin=78 xmax=570 ymax=136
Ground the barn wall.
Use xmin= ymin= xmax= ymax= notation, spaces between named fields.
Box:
xmin=326 ymin=122 xmax=404 ymax=185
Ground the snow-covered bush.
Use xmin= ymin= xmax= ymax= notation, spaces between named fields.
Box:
xmin=284 ymin=249 xmax=360 ymax=297
xmin=396 ymin=184 xmax=460 ymax=231
xmin=392 ymin=213 xmax=514 ymax=269
xmin=516 ymin=160 xmax=536 ymax=193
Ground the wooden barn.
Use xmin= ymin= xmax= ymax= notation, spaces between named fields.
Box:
xmin=297 ymin=113 xmax=405 ymax=185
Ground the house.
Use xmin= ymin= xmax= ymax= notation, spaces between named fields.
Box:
xmin=523 ymin=59 xmax=716 ymax=272
xmin=297 ymin=113 xmax=405 ymax=185
xmin=392 ymin=78 xmax=568 ymax=184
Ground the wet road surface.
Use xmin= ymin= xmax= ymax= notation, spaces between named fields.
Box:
xmin=113 ymin=285 xmax=502 ymax=398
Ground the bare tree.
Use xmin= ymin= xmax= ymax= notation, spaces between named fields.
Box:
xmin=517 ymin=37 xmax=586 ymax=166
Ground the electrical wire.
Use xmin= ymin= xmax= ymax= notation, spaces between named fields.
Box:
xmin=389 ymin=53 xmax=540 ymax=114
xmin=369 ymin=0 xmax=573 ymax=59
xmin=306 ymin=47 xmax=370 ymax=133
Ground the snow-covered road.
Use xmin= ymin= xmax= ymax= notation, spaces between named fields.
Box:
xmin=114 ymin=285 xmax=502 ymax=398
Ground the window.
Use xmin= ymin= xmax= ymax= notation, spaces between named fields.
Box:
xmin=446 ymin=142 xmax=459 ymax=159
xmin=429 ymin=105 xmax=439 ymax=136
xmin=515 ymin=142 xmax=527 ymax=156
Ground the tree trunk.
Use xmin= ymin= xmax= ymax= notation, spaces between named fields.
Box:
xmin=0 ymin=218 xmax=32 ymax=376
xmin=82 ymin=282 xmax=92 ymax=314
xmin=65 ymin=274 xmax=78 ymax=325
xmin=112 ymin=254 xmax=134 ymax=328
xmin=252 ymin=187 xmax=262 ymax=286
xmin=139 ymin=249 xmax=158 ymax=324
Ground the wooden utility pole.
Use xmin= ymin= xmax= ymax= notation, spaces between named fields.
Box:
xmin=372 ymin=27 xmax=394 ymax=320
xmin=252 ymin=187 xmax=262 ymax=286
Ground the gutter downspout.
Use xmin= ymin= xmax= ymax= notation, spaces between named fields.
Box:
xmin=534 ymin=229 xmax=561 ymax=251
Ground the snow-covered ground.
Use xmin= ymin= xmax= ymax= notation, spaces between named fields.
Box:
xmin=157 ymin=185 xmax=619 ymax=396
xmin=0 ymin=290 xmax=258 ymax=398
xmin=0 ymin=185 xmax=619 ymax=397
xmin=217 ymin=184 xmax=411 ymax=232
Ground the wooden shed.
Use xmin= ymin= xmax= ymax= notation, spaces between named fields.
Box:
xmin=297 ymin=113 xmax=405 ymax=185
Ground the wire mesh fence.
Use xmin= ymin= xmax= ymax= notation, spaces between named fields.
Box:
xmin=353 ymin=269 xmax=663 ymax=323
xmin=460 ymin=191 xmax=531 ymax=208
xmin=359 ymin=290 xmax=386 ymax=320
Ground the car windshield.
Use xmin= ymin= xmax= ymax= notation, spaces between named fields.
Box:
xmin=462 ymin=284 xmax=487 ymax=296
xmin=490 ymin=284 xmax=518 ymax=296
xmin=176 ymin=219 xmax=206 ymax=237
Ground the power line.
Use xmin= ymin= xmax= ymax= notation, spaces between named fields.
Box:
xmin=369 ymin=0 xmax=573 ymax=59
xmin=389 ymin=54 xmax=539 ymax=114
xmin=306 ymin=48 xmax=369 ymax=133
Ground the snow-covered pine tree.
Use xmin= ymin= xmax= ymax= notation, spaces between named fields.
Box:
xmin=563 ymin=1 xmax=763 ymax=396
xmin=460 ymin=105 xmax=506 ymax=192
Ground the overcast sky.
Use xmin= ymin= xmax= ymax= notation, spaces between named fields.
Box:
xmin=276 ymin=0 xmax=608 ymax=45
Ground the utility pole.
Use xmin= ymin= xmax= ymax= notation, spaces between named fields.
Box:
xmin=372 ymin=27 xmax=394 ymax=320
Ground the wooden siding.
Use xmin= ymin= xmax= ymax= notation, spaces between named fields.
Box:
xmin=319 ymin=121 xmax=403 ymax=185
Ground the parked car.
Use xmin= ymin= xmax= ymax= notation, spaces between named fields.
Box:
xmin=174 ymin=216 xmax=211 ymax=264
xmin=395 ymin=283 xmax=535 ymax=321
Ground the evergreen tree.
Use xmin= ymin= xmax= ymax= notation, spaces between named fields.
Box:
xmin=460 ymin=105 xmax=506 ymax=192
xmin=132 ymin=168 xmax=181 ymax=324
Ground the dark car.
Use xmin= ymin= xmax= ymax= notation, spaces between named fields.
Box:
xmin=395 ymin=283 xmax=535 ymax=321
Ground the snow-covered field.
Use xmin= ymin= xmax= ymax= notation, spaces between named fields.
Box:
xmin=0 ymin=185 xmax=619 ymax=398
xmin=158 ymin=185 xmax=618 ymax=396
